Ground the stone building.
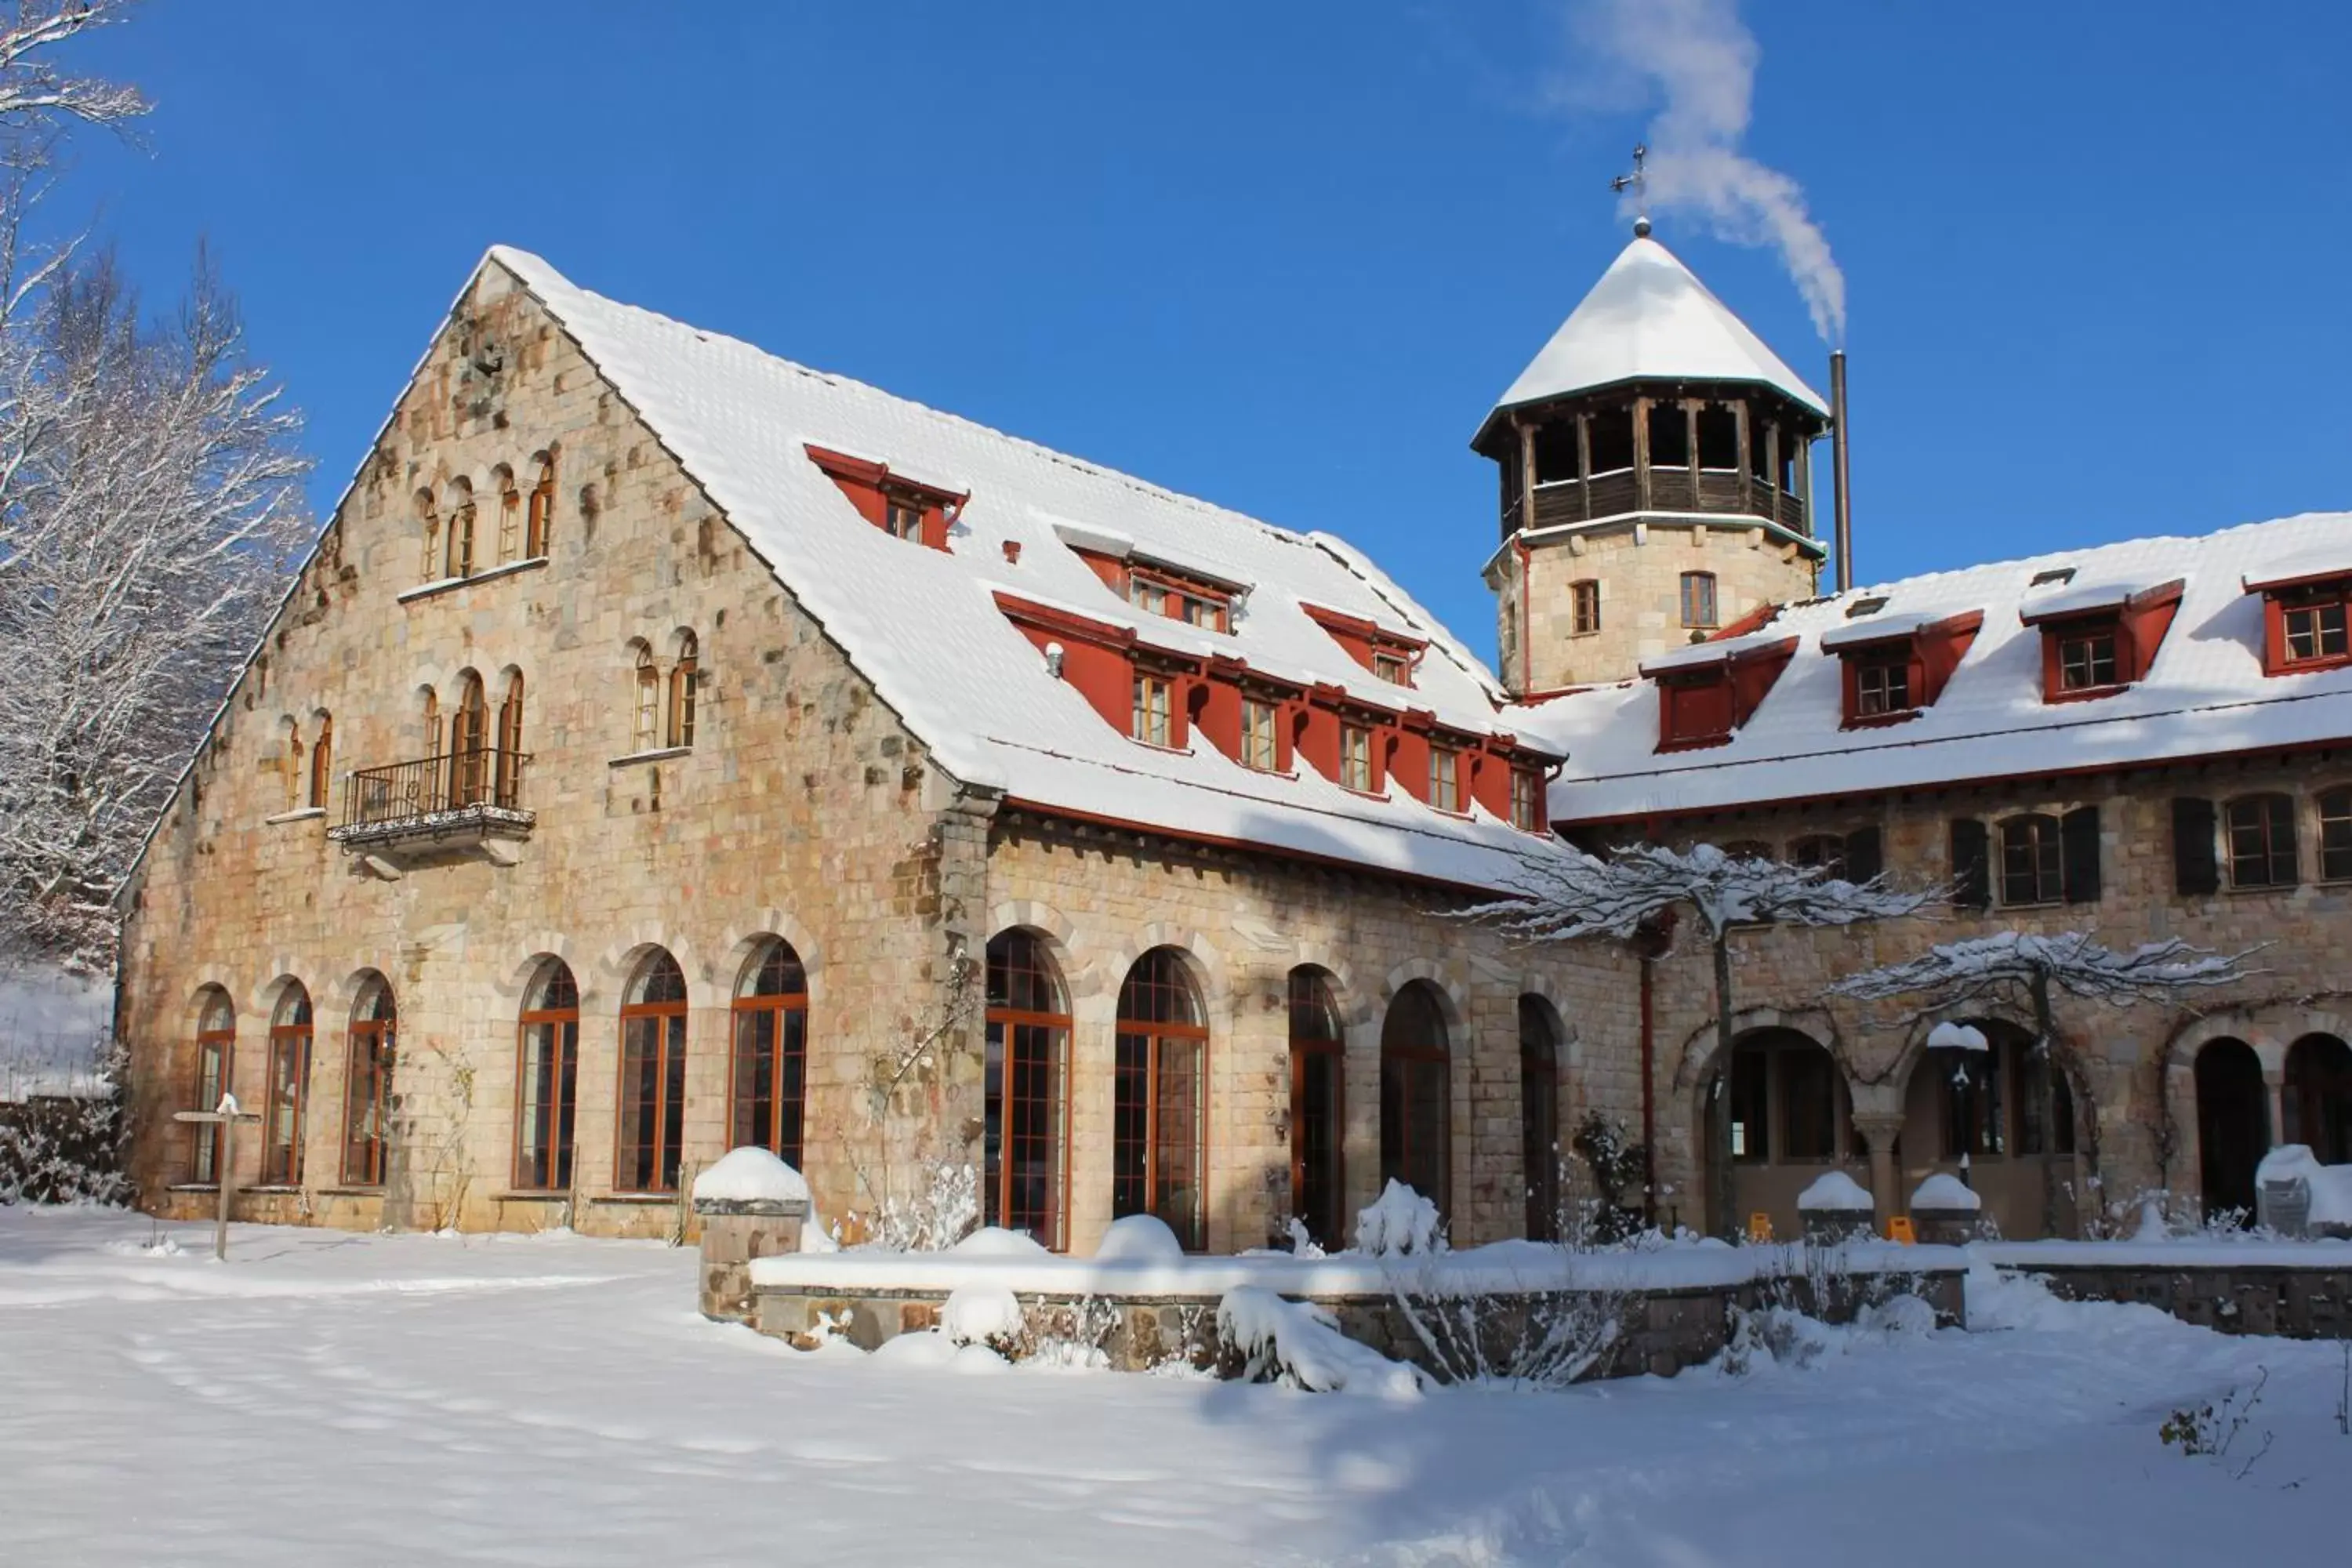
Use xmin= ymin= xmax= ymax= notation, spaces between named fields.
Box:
xmin=114 ymin=231 xmax=2352 ymax=1251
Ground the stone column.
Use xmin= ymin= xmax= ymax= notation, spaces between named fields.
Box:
xmin=693 ymin=1192 xmax=809 ymax=1323
xmin=1851 ymin=1112 xmax=1906 ymax=1234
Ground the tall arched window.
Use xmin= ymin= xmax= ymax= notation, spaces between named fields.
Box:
xmin=263 ymin=983 xmax=314 ymax=1186
xmin=421 ymin=686 xmax=442 ymax=760
xmin=284 ymin=721 xmax=304 ymax=811
xmin=731 ymin=941 xmax=808 ymax=1169
xmin=445 ymin=477 xmax=477 ymax=580
xmin=190 ymin=989 xmax=234 ymax=1184
xmin=2195 ymin=1037 xmax=2269 ymax=1218
xmin=1519 ymin=997 xmax=1561 ymax=1240
xmin=495 ymin=670 xmax=525 ymax=808
xmin=1381 ymin=982 xmax=1450 ymax=1212
xmin=2285 ymin=1033 xmax=2352 ymax=1163
xmin=308 ymin=713 xmax=334 ymax=810
xmin=342 ymin=975 xmax=396 ymax=1187
xmin=526 ymin=455 xmax=556 ymax=558
xmin=668 ymin=632 xmax=699 ymax=749
xmin=452 ymin=671 xmax=489 ymax=804
xmin=617 ymin=951 xmax=689 ymax=1193
xmin=985 ymin=931 xmax=1069 ymax=1247
xmin=1287 ymin=967 xmax=1345 ymax=1248
xmin=493 ymin=464 xmax=520 ymax=563
xmin=416 ymin=488 xmax=439 ymax=583
xmin=514 ymin=960 xmax=579 ymax=1191
xmin=632 ymin=644 xmax=659 ymax=750
xmin=1114 ymin=949 xmax=1208 ymax=1249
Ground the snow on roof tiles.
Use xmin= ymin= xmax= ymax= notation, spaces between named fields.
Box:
xmin=1486 ymin=237 xmax=1830 ymax=430
xmin=484 ymin=248 xmax=1556 ymax=888
xmin=1520 ymin=514 xmax=2352 ymax=822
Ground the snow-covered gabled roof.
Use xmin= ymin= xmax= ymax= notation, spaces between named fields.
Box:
xmin=1482 ymin=236 xmax=1830 ymax=442
xmin=1637 ymin=630 xmax=1796 ymax=677
xmin=2017 ymin=574 xmax=2183 ymax=624
xmin=1817 ymin=608 xmax=1980 ymax=652
xmin=2243 ymin=545 xmax=2352 ymax=594
xmin=485 ymin=249 xmax=1559 ymax=890
xmin=1518 ymin=514 xmax=2352 ymax=822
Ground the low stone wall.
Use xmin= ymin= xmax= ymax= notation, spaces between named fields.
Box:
xmin=1979 ymin=1244 xmax=2352 ymax=1340
xmin=745 ymin=1258 xmax=1969 ymax=1382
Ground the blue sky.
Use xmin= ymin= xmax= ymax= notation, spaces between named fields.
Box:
xmin=65 ymin=1 xmax=2352 ymax=663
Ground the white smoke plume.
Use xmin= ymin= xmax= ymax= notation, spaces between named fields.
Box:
xmin=1555 ymin=0 xmax=1846 ymax=343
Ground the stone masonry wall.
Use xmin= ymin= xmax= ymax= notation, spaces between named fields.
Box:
xmin=118 ymin=261 xmax=980 ymax=1238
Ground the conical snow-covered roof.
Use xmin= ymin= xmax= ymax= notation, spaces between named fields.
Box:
xmin=1484 ymin=236 xmax=1828 ymax=436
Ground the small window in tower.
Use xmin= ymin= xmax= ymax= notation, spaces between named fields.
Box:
xmin=1697 ymin=405 xmax=1739 ymax=471
xmin=1571 ymin=579 xmax=1601 ymax=636
xmin=1339 ymin=724 xmax=1373 ymax=793
xmin=1680 ymin=572 xmax=1719 ymax=629
xmin=1648 ymin=402 xmax=1690 ymax=469
xmin=2058 ymin=628 xmax=2120 ymax=692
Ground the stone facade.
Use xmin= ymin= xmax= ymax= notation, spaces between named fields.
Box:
xmin=1493 ymin=518 xmax=1819 ymax=694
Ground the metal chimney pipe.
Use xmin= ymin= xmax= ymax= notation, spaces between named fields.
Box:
xmin=1829 ymin=350 xmax=1854 ymax=590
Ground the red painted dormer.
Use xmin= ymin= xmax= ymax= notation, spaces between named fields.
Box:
xmin=994 ymin=593 xmax=1202 ymax=749
xmin=2243 ymin=556 xmax=2352 ymax=675
xmin=806 ymin=444 xmax=965 ymax=551
xmin=1639 ymin=633 xmax=1798 ymax=752
xmin=1819 ymin=609 xmax=1983 ymax=728
xmin=2017 ymin=578 xmax=2183 ymax=702
xmin=1301 ymin=603 xmax=1427 ymax=689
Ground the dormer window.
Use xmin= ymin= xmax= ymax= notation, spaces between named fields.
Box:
xmin=1128 ymin=568 xmax=1231 ymax=633
xmin=1373 ymin=651 xmax=1410 ymax=685
xmin=1302 ymin=604 xmax=1426 ymax=690
xmin=2019 ymin=578 xmax=2182 ymax=702
xmin=2243 ymin=557 xmax=2352 ymax=674
xmin=1131 ymin=673 xmax=1175 ymax=748
xmin=1639 ymin=633 xmax=1798 ymax=751
xmin=1510 ymin=768 xmax=1544 ymax=833
xmin=2284 ymin=594 xmax=2350 ymax=664
xmin=1339 ymin=724 xmax=1373 ymax=793
xmin=1241 ymin=697 xmax=1279 ymax=771
xmin=1428 ymin=746 xmax=1461 ymax=813
xmin=1820 ymin=609 xmax=1981 ymax=727
xmin=1854 ymin=658 xmax=1911 ymax=717
xmin=805 ymin=444 xmax=964 ymax=552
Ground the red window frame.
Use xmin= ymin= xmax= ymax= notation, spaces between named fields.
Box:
xmin=1287 ymin=968 xmax=1346 ymax=1250
xmin=615 ymin=954 xmax=689 ymax=1195
xmin=985 ymin=931 xmax=1072 ymax=1250
xmin=341 ymin=980 xmax=396 ymax=1187
xmin=730 ymin=942 xmax=809 ymax=1171
xmin=262 ymin=988 xmax=313 ymax=1187
xmin=1112 ymin=949 xmax=1209 ymax=1251
xmin=514 ymin=963 xmax=580 ymax=1192
xmin=190 ymin=1000 xmax=234 ymax=1185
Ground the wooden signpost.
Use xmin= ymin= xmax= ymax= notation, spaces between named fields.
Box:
xmin=172 ymin=1093 xmax=263 ymax=1261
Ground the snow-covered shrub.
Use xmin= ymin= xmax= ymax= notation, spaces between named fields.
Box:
xmin=2160 ymin=1367 xmax=2274 ymax=1479
xmin=1355 ymin=1180 xmax=1445 ymax=1257
xmin=941 ymin=1282 xmax=1025 ymax=1357
xmin=1094 ymin=1213 xmax=1184 ymax=1261
xmin=1218 ymin=1286 xmax=1423 ymax=1398
xmin=862 ymin=1162 xmax=979 ymax=1251
xmin=0 ymin=1035 xmax=127 ymax=1206
xmin=1568 ymin=1110 xmax=1649 ymax=1244
xmin=1386 ymin=1264 xmax=1632 ymax=1388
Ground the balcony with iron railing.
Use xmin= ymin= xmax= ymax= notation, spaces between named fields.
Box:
xmin=328 ymin=748 xmax=533 ymax=852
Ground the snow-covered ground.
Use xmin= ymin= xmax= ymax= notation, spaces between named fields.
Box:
xmin=3 ymin=1207 xmax=2347 ymax=1566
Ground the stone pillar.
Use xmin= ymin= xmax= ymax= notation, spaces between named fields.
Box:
xmin=693 ymin=1193 xmax=809 ymax=1323
xmin=1851 ymin=1112 xmax=1905 ymax=1235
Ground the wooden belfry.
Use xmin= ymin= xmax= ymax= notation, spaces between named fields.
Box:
xmin=172 ymin=1093 xmax=261 ymax=1261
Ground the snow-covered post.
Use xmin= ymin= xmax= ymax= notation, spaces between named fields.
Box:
xmin=690 ymin=1147 xmax=811 ymax=1323
xmin=1831 ymin=932 xmax=2256 ymax=1236
xmin=1459 ymin=843 xmax=1934 ymax=1236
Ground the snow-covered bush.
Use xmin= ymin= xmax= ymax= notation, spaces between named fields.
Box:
xmin=1218 ymin=1286 xmax=1423 ymax=1398
xmin=0 ymin=1036 xmax=127 ymax=1206
xmin=1384 ymin=1259 xmax=1632 ymax=1389
xmin=942 ymin=1282 xmax=1025 ymax=1356
xmin=862 ymin=1162 xmax=979 ymax=1251
xmin=1568 ymin=1109 xmax=1650 ymax=1245
xmin=1355 ymin=1180 xmax=1445 ymax=1257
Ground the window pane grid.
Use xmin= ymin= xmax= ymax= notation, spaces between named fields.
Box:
xmin=985 ymin=933 xmax=1069 ymax=1247
xmin=1428 ymin=747 xmax=1459 ymax=812
xmin=1241 ymin=699 xmax=1278 ymax=771
xmin=2225 ymin=793 xmax=2298 ymax=887
xmin=2284 ymin=600 xmax=2348 ymax=663
xmin=1999 ymin=815 xmax=2063 ymax=905
xmin=2321 ymin=789 xmax=2352 ymax=881
xmin=2059 ymin=631 xmax=2119 ymax=691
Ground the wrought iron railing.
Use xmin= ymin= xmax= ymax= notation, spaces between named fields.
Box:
xmin=337 ymin=748 xmax=530 ymax=833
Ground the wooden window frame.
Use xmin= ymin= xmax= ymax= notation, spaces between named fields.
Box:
xmin=1287 ymin=969 xmax=1345 ymax=1250
xmin=1853 ymin=657 xmax=1913 ymax=719
xmin=668 ymin=634 xmax=699 ymax=750
xmin=1998 ymin=813 xmax=2064 ymax=906
xmin=1519 ymin=998 xmax=1560 ymax=1240
xmin=1371 ymin=649 xmax=1410 ymax=686
xmin=729 ymin=943 xmax=809 ymax=1171
xmin=1679 ymin=571 xmax=1719 ymax=630
xmin=262 ymin=989 xmax=313 ymax=1188
xmin=1240 ymin=696 xmax=1279 ymax=772
xmin=2056 ymin=626 xmax=2119 ymax=694
xmin=1510 ymin=767 xmax=1544 ymax=833
xmin=525 ymin=459 xmax=555 ymax=559
xmin=498 ymin=475 xmax=521 ymax=563
xmin=341 ymin=981 xmax=395 ymax=1188
xmin=2281 ymin=590 xmax=2352 ymax=669
xmin=512 ymin=964 xmax=580 ymax=1192
xmin=495 ymin=674 xmax=525 ymax=808
xmin=2224 ymin=793 xmax=2299 ymax=889
xmin=615 ymin=956 xmax=690 ymax=1196
xmin=190 ymin=1002 xmax=234 ymax=1185
xmin=1339 ymin=723 xmax=1373 ymax=793
xmin=445 ymin=497 xmax=477 ymax=581
xmin=308 ymin=714 xmax=334 ymax=810
xmin=1570 ymin=579 xmax=1601 ymax=637
xmin=985 ymin=932 xmax=1072 ymax=1250
xmin=1112 ymin=952 xmax=1210 ymax=1251
xmin=2320 ymin=787 xmax=2352 ymax=883
xmin=1428 ymin=745 xmax=1461 ymax=814
xmin=883 ymin=489 xmax=926 ymax=542
xmin=452 ymin=673 xmax=490 ymax=805
xmin=1127 ymin=566 xmax=1231 ymax=633
xmin=632 ymin=648 xmax=660 ymax=750
xmin=1131 ymin=670 xmax=1174 ymax=748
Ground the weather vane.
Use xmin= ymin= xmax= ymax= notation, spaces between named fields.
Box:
xmin=1610 ymin=143 xmax=1651 ymax=238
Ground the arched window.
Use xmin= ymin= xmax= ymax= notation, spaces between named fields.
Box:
xmin=492 ymin=464 xmax=520 ymax=563
xmin=445 ymin=477 xmax=477 ymax=580
xmin=514 ymin=960 xmax=579 ymax=1191
xmin=617 ymin=951 xmax=689 ymax=1194
xmin=190 ymin=989 xmax=234 ymax=1184
xmin=985 ymin=931 xmax=1069 ymax=1247
xmin=495 ymin=670 xmax=525 ymax=808
xmin=1519 ymin=997 xmax=1561 ymax=1240
xmin=2195 ymin=1037 xmax=2269 ymax=1218
xmin=263 ymin=983 xmax=314 ymax=1186
xmin=451 ymin=671 xmax=489 ymax=805
xmin=1381 ymin=982 xmax=1450 ymax=1212
xmin=2285 ymin=1033 xmax=2352 ymax=1163
xmin=420 ymin=686 xmax=441 ymax=759
xmin=342 ymin=975 xmax=396 ymax=1187
xmin=416 ymin=488 xmax=439 ymax=583
xmin=1679 ymin=570 xmax=1719 ymax=629
xmin=2224 ymin=793 xmax=2298 ymax=888
xmin=632 ymin=644 xmax=659 ymax=750
xmin=668 ymin=632 xmax=699 ymax=749
xmin=1113 ymin=948 xmax=1208 ymax=1250
xmin=526 ymin=455 xmax=556 ymax=559
xmin=1287 ymin=967 xmax=1345 ymax=1248
xmin=1999 ymin=813 xmax=2063 ymax=906
xmin=284 ymin=721 xmax=304 ymax=811
xmin=1789 ymin=833 xmax=1847 ymax=880
xmin=731 ymin=941 xmax=808 ymax=1169
xmin=308 ymin=713 xmax=334 ymax=811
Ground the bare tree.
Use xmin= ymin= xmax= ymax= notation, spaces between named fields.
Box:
xmin=1828 ymin=931 xmax=2256 ymax=1234
xmin=1462 ymin=843 xmax=1934 ymax=1235
xmin=0 ymin=4 xmax=311 ymax=971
